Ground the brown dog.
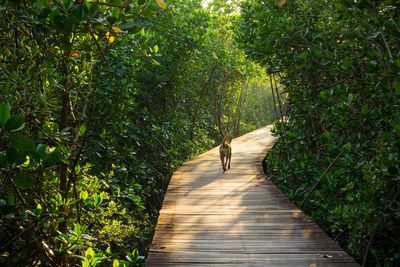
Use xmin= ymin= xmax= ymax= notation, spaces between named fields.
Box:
xmin=219 ymin=136 xmax=232 ymax=172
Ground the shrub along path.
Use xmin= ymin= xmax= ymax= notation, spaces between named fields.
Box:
xmin=147 ymin=126 xmax=359 ymax=266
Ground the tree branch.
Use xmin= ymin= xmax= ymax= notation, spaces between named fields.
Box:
xmin=380 ymin=31 xmax=393 ymax=63
xmin=362 ymin=231 xmax=375 ymax=267
xmin=88 ymin=0 xmax=132 ymax=8
xmin=300 ymin=149 xmax=345 ymax=208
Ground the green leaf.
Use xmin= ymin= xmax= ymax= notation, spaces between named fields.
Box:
xmin=119 ymin=22 xmax=137 ymax=31
xmin=75 ymin=163 xmax=81 ymax=174
xmin=107 ymin=16 xmax=117 ymax=24
xmin=138 ymin=0 xmax=146 ymax=5
xmin=34 ymin=203 xmax=43 ymax=216
xmin=6 ymin=147 xmax=26 ymax=165
xmin=113 ymin=259 xmax=120 ymax=267
xmin=0 ymin=152 xmax=6 ymax=168
xmin=55 ymin=193 xmax=63 ymax=206
xmin=395 ymin=83 xmax=400 ymax=94
xmin=7 ymin=193 xmax=15 ymax=206
xmin=112 ymin=7 xmax=120 ymax=18
xmin=120 ymin=22 xmax=140 ymax=33
xmin=5 ymin=115 xmax=24 ymax=132
xmin=37 ymin=144 xmax=47 ymax=159
xmin=154 ymin=44 xmax=159 ymax=53
xmin=133 ymin=249 xmax=138 ymax=258
xmin=82 ymin=259 xmax=89 ymax=267
xmin=299 ymin=51 xmax=308 ymax=60
xmin=84 ymin=0 xmax=98 ymax=15
xmin=6 ymin=147 xmax=18 ymax=164
xmin=79 ymin=124 xmax=87 ymax=136
xmin=126 ymin=255 xmax=133 ymax=262
xmin=74 ymin=223 xmax=82 ymax=234
xmin=85 ymin=247 xmax=95 ymax=259
xmin=322 ymin=131 xmax=332 ymax=140
xmin=21 ymin=155 xmax=30 ymax=167
xmin=50 ymin=149 xmax=62 ymax=162
xmin=11 ymin=134 xmax=36 ymax=151
xmin=43 ymin=147 xmax=62 ymax=165
xmin=15 ymin=174 xmax=35 ymax=189
xmin=60 ymin=145 xmax=68 ymax=154
xmin=344 ymin=143 xmax=352 ymax=151
xmin=80 ymin=191 xmax=89 ymax=200
xmin=394 ymin=124 xmax=400 ymax=134
xmin=361 ymin=105 xmax=369 ymax=115
xmin=367 ymin=32 xmax=380 ymax=40
xmin=94 ymin=195 xmax=103 ymax=206
xmin=0 ymin=103 xmax=10 ymax=127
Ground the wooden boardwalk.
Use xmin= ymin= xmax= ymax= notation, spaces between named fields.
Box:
xmin=147 ymin=126 xmax=359 ymax=266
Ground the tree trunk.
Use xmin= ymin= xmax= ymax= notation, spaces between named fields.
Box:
xmin=269 ymin=75 xmax=279 ymax=119
xmin=56 ymin=56 xmax=70 ymax=267
xmin=235 ymin=80 xmax=249 ymax=136
xmin=189 ymin=63 xmax=217 ymax=140
xmin=272 ymin=75 xmax=284 ymax=119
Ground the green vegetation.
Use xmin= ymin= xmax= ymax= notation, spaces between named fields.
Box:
xmin=2 ymin=0 xmax=399 ymax=266
xmin=0 ymin=0 xmax=274 ymax=266
xmin=238 ymin=0 xmax=400 ymax=266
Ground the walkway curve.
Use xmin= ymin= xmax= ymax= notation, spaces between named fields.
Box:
xmin=147 ymin=126 xmax=359 ymax=266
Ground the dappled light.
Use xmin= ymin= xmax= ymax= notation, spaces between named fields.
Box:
xmin=148 ymin=127 xmax=358 ymax=266
xmin=1 ymin=0 xmax=398 ymax=266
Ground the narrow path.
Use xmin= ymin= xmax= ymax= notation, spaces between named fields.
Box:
xmin=147 ymin=126 xmax=359 ymax=266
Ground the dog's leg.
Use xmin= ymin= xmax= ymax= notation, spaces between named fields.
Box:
xmin=220 ymin=154 xmax=226 ymax=172
xmin=228 ymin=150 xmax=231 ymax=169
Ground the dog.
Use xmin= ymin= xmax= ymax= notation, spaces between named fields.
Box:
xmin=219 ymin=135 xmax=232 ymax=172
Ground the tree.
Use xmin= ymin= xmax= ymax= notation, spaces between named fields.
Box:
xmin=1 ymin=0 xmax=274 ymax=266
xmin=238 ymin=0 xmax=400 ymax=265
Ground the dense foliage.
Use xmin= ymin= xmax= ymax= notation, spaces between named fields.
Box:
xmin=238 ymin=0 xmax=400 ymax=266
xmin=0 ymin=0 xmax=274 ymax=266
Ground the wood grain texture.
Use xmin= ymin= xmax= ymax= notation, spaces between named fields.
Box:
xmin=147 ymin=126 xmax=359 ymax=266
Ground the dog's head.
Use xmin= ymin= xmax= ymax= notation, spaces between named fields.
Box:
xmin=222 ymin=135 xmax=232 ymax=145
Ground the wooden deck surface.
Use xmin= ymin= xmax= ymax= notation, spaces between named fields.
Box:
xmin=147 ymin=126 xmax=359 ymax=266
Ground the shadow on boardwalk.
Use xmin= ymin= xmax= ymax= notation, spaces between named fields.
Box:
xmin=147 ymin=126 xmax=359 ymax=266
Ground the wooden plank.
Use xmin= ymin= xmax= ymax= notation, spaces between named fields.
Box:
xmin=147 ymin=126 xmax=359 ymax=266
xmin=156 ymin=215 xmax=314 ymax=224
xmin=151 ymin=235 xmax=330 ymax=241
xmin=147 ymin=251 xmax=357 ymax=262
xmin=146 ymin=263 xmax=359 ymax=267
xmin=151 ymin=241 xmax=340 ymax=248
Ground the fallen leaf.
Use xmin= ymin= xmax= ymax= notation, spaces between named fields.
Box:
xmin=319 ymin=253 xmax=333 ymax=258
xmin=279 ymin=0 xmax=286 ymax=7
xmin=309 ymin=263 xmax=317 ymax=267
